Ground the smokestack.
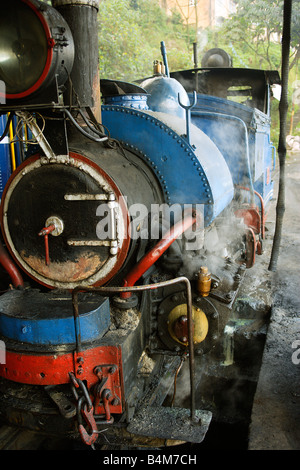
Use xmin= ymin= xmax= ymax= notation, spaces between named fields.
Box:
xmin=51 ymin=0 xmax=101 ymax=122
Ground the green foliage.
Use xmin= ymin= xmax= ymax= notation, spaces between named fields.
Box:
xmin=98 ymin=0 xmax=154 ymax=80
xmin=97 ymin=0 xmax=194 ymax=81
xmin=211 ymin=0 xmax=300 ymax=71
xmin=202 ymin=0 xmax=300 ymax=146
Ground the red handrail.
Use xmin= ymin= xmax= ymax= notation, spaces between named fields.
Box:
xmin=121 ymin=211 xmax=197 ymax=299
xmin=0 ymin=243 xmax=24 ymax=288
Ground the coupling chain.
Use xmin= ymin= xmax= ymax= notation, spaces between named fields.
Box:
xmin=69 ymin=372 xmax=98 ymax=449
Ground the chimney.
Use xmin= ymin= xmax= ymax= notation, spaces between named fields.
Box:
xmin=51 ymin=0 xmax=101 ymax=122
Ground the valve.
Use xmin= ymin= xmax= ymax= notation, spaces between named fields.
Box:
xmin=173 ymin=315 xmax=189 ymax=343
xmin=38 ymin=216 xmax=64 ymax=266
xmin=197 ymin=266 xmax=211 ymax=297
xmin=167 ymin=304 xmax=208 ymax=346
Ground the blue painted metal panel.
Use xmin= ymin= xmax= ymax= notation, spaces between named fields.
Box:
xmin=0 ymin=290 xmax=110 ymax=345
xmin=190 ymin=93 xmax=275 ymax=205
xmin=140 ymin=75 xmax=190 ymax=119
xmin=103 ymin=94 xmax=148 ymax=110
xmin=0 ymin=114 xmax=11 ymax=197
xmin=101 ymin=105 xmax=234 ymax=226
xmin=190 ymin=93 xmax=256 ymax=125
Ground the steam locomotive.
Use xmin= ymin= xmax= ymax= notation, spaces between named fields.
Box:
xmin=0 ymin=0 xmax=280 ymax=448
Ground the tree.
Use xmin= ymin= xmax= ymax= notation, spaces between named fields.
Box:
xmin=98 ymin=0 xmax=155 ymax=80
xmin=97 ymin=0 xmax=194 ymax=81
xmin=218 ymin=0 xmax=300 ymax=71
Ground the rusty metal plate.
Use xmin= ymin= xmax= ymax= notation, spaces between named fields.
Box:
xmin=127 ymin=406 xmax=212 ymax=444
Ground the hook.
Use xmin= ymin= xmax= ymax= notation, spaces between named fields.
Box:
xmin=178 ymin=91 xmax=197 ymax=145
xmin=78 ymin=401 xmax=98 ymax=448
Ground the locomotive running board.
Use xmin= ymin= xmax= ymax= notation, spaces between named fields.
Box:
xmin=127 ymin=406 xmax=212 ymax=444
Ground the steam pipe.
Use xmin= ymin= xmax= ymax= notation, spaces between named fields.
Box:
xmin=236 ymin=185 xmax=265 ymax=239
xmin=63 ymin=108 xmax=108 ymax=142
xmin=0 ymin=243 xmax=24 ymax=288
xmin=120 ymin=211 xmax=197 ymax=299
xmin=72 ymin=276 xmax=196 ymax=421
xmin=38 ymin=224 xmax=56 ymax=266
xmin=160 ymin=41 xmax=170 ymax=78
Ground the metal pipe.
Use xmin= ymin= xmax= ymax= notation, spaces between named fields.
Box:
xmin=38 ymin=224 xmax=56 ymax=266
xmin=0 ymin=113 xmax=13 ymax=143
xmin=63 ymin=108 xmax=108 ymax=142
xmin=8 ymin=113 xmax=16 ymax=172
xmin=236 ymin=185 xmax=265 ymax=239
xmin=0 ymin=243 xmax=24 ymax=288
xmin=72 ymin=276 xmax=196 ymax=420
xmin=178 ymin=91 xmax=197 ymax=145
xmin=77 ymin=108 xmax=107 ymax=138
xmin=121 ymin=211 xmax=196 ymax=299
xmin=160 ymin=41 xmax=170 ymax=78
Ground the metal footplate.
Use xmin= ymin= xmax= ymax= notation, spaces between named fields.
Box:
xmin=127 ymin=406 xmax=212 ymax=444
